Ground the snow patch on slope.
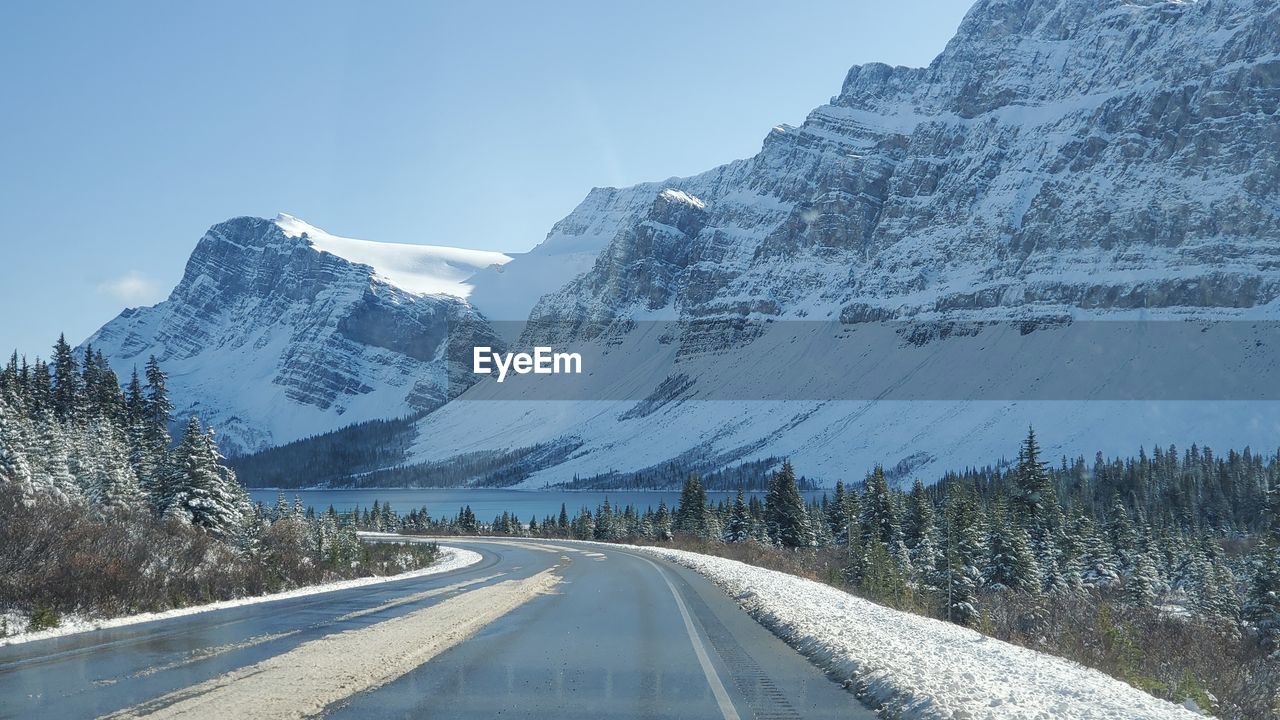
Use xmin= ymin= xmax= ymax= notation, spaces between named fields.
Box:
xmin=630 ymin=545 xmax=1201 ymax=719
xmin=274 ymin=214 xmax=511 ymax=298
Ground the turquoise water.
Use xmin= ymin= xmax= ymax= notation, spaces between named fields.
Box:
xmin=248 ymin=488 xmax=827 ymax=520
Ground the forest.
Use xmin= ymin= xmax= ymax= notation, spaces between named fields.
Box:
xmin=344 ymin=431 xmax=1280 ymax=719
xmin=0 ymin=337 xmax=438 ymax=636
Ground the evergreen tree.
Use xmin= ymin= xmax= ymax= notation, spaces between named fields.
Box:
xmin=941 ymin=480 xmax=985 ymax=626
xmin=572 ymin=506 xmax=595 ymax=540
xmin=1245 ymin=486 xmax=1280 ymax=650
xmin=1106 ymin=494 xmax=1138 ymax=574
xmin=0 ymin=396 xmax=36 ymax=502
xmin=765 ymin=461 xmax=813 ymax=549
xmin=85 ymin=420 xmax=145 ymax=512
xmin=724 ymin=488 xmax=752 ymax=543
xmin=1011 ymin=427 xmax=1054 ymax=526
xmin=143 ymin=356 xmax=173 ymax=448
xmin=984 ymin=500 xmax=1040 ymax=593
xmin=51 ymin=334 xmax=81 ymax=422
xmin=860 ymin=465 xmax=899 ymax=548
xmin=1125 ymin=551 xmax=1161 ymax=609
xmin=653 ymin=499 xmax=673 ymax=541
xmin=674 ymin=474 xmax=711 ymax=539
xmin=167 ymin=417 xmax=246 ymax=538
xmin=809 ymin=501 xmax=833 ymax=547
xmin=827 ymin=481 xmax=853 ymax=545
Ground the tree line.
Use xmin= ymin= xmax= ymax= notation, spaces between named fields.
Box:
xmin=351 ymin=429 xmax=1279 ymax=717
xmin=0 ymin=336 xmax=438 ymax=635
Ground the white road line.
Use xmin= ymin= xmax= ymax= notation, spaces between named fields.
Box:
xmin=637 ymin=556 xmax=741 ymax=720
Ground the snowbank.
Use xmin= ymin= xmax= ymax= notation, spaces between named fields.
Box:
xmin=627 ymin=545 xmax=1201 ymax=720
xmin=1 ymin=545 xmax=481 ymax=646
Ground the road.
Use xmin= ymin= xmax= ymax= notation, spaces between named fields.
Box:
xmin=0 ymin=539 xmax=875 ymax=719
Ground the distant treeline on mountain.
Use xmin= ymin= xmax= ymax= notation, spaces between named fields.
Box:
xmin=226 ymin=416 xmax=420 ymax=488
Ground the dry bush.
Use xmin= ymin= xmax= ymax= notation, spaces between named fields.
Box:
xmin=0 ymin=484 xmax=438 ymax=630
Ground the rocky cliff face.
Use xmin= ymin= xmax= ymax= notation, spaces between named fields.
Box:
xmin=529 ymin=0 xmax=1280 ymax=329
xmin=86 ymin=216 xmax=500 ymax=455
xmin=87 ymin=0 xmax=1280 ymax=483
xmin=402 ymin=0 xmax=1280 ymax=487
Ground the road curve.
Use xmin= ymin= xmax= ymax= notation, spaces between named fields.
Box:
xmin=0 ymin=539 xmax=875 ymax=719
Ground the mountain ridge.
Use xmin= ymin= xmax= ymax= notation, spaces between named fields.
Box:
xmin=87 ymin=0 xmax=1280 ymax=484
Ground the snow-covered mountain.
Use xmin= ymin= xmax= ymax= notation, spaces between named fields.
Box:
xmin=399 ymin=0 xmax=1280 ymax=487
xmin=85 ymin=215 xmax=506 ymax=455
xmin=87 ymin=0 xmax=1280 ymax=484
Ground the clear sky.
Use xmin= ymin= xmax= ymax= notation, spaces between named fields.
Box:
xmin=0 ymin=1 xmax=972 ymax=360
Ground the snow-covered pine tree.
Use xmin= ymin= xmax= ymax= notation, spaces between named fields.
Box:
xmin=984 ymin=500 xmax=1040 ymax=593
xmin=653 ymin=499 xmax=673 ymax=540
xmin=27 ymin=411 xmax=78 ymax=503
xmin=1244 ymin=485 xmax=1280 ymax=651
xmin=1011 ymin=428 xmax=1062 ymax=571
xmin=674 ymin=473 xmax=710 ymax=539
xmin=941 ymin=480 xmax=985 ymax=626
xmin=50 ymin=334 xmax=82 ymax=423
xmin=1077 ymin=513 xmax=1122 ymax=590
xmin=166 ymin=417 xmax=246 ymax=538
xmin=826 ymin=481 xmax=852 ymax=545
xmin=85 ymin=419 xmax=145 ymax=513
xmin=1195 ymin=556 xmax=1241 ymax=631
xmin=1125 ymin=551 xmax=1161 ymax=610
xmin=594 ymin=497 xmax=616 ymax=540
xmin=724 ymin=488 xmax=752 ymax=543
xmin=765 ymin=461 xmax=813 ymax=549
xmin=809 ymin=500 xmax=833 ymax=547
xmin=0 ymin=395 xmax=36 ymax=503
xmin=572 ymin=506 xmax=595 ymax=540
xmin=859 ymin=465 xmax=899 ymax=549
xmin=1105 ymin=494 xmax=1138 ymax=576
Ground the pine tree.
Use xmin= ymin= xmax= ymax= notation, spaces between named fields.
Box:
xmin=724 ymin=488 xmax=752 ymax=543
xmin=809 ymin=501 xmax=833 ymax=547
xmin=167 ymin=417 xmax=246 ymax=538
xmin=1245 ymin=486 xmax=1280 ymax=650
xmin=85 ymin=420 xmax=144 ymax=512
xmin=51 ymin=334 xmax=81 ymax=423
xmin=27 ymin=412 xmax=78 ymax=503
xmin=0 ymin=396 xmax=36 ymax=502
xmin=1125 ymin=551 xmax=1161 ymax=609
xmin=941 ymin=480 xmax=985 ymax=626
xmin=572 ymin=506 xmax=595 ymax=540
xmin=765 ymin=461 xmax=813 ymax=549
xmin=827 ymin=481 xmax=853 ymax=545
xmin=674 ymin=474 xmax=710 ymax=539
xmin=143 ymin=356 xmax=173 ymax=448
xmin=860 ymin=466 xmax=900 ymax=549
xmin=985 ymin=500 xmax=1040 ymax=593
xmin=1011 ymin=428 xmax=1053 ymax=525
xmin=1106 ymin=494 xmax=1138 ymax=575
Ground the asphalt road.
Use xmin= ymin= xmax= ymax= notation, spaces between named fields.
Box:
xmin=0 ymin=539 xmax=875 ymax=719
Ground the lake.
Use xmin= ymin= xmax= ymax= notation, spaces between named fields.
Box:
xmin=248 ymin=488 xmax=829 ymax=521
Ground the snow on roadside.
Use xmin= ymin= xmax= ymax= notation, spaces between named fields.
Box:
xmin=627 ymin=545 xmax=1202 ymax=720
xmin=1 ymin=545 xmax=481 ymax=646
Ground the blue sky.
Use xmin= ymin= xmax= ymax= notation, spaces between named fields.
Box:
xmin=0 ymin=1 xmax=971 ymax=360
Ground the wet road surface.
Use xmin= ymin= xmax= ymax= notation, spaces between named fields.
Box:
xmin=0 ymin=539 xmax=875 ymax=719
